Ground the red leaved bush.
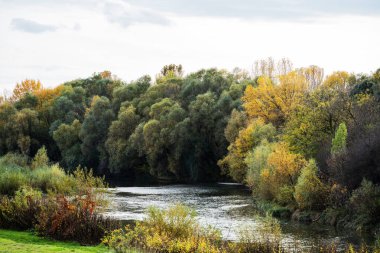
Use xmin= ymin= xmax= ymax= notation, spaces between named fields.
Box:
xmin=36 ymin=190 xmax=118 ymax=245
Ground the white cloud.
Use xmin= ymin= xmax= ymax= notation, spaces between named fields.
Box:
xmin=10 ymin=18 xmax=58 ymax=33
xmin=103 ymin=0 xmax=170 ymax=28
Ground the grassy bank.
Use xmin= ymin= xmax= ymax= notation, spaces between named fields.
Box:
xmin=0 ymin=229 xmax=114 ymax=253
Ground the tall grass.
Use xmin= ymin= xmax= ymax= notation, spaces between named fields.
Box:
xmin=0 ymin=153 xmax=107 ymax=196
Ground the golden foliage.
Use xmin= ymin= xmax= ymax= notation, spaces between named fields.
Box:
xmin=267 ymin=142 xmax=307 ymax=186
xmin=323 ymin=71 xmax=350 ymax=89
xmin=100 ymin=70 xmax=112 ymax=79
xmin=243 ymin=71 xmax=307 ymax=126
xmin=12 ymin=79 xmax=42 ymax=101
xmin=218 ymin=119 xmax=267 ymax=182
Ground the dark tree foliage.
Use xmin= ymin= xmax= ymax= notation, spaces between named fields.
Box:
xmin=328 ymin=99 xmax=380 ymax=190
xmin=0 ymin=69 xmax=246 ymax=183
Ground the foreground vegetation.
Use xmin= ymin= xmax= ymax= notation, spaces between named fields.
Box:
xmin=0 ymin=229 xmax=111 ymax=253
xmin=0 ymin=152 xmax=118 ymax=245
xmin=104 ymin=203 xmax=380 ymax=253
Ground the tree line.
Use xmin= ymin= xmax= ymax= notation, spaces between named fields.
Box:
xmin=220 ymin=59 xmax=380 ymax=223
xmin=0 ymin=65 xmax=248 ymax=183
xmin=1 ymin=60 xmax=379 ymax=191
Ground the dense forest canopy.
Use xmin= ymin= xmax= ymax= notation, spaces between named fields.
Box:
xmin=1 ymin=60 xmax=380 ymax=194
xmin=0 ymin=64 xmax=248 ymax=183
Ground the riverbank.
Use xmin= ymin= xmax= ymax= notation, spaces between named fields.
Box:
xmin=254 ymin=199 xmax=380 ymax=244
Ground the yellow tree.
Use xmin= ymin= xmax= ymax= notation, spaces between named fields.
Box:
xmin=264 ymin=142 xmax=307 ymax=204
xmin=218 ymin=118 xmax=275 ymax=182
xmin=33 ymin=85 xmax=65 ymax=126
xmin=100 ymin=70 xmax=112 ymax=79
xmin=12 ymin=79 xmax=42 ymax=101
xmin=243 ymin=71 xmax=307 ymax=126
xmin=267 ymin=142 xmax=307 ymax=186
xmin=323 ymin=71 xmax=351 ymax=90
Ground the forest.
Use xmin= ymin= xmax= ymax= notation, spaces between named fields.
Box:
xmin=0 ymin=59 xmax=380 ymax=252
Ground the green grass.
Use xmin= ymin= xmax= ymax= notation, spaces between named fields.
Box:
xmin=0 ymin=229 xmax=115 ymax=253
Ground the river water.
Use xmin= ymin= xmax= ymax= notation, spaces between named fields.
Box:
xmin=103 ymin=183 xmax=369 ymax=251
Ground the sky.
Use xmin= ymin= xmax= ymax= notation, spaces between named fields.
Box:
xmin=0 ymin=0 xmax=380 ymax=92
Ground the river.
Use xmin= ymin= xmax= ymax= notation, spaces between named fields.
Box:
xmin=103 ymin=183 xmax=370 ymax=251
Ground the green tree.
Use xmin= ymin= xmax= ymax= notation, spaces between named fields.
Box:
xmin=53 ymin=119 xmax=83 ymax=170
xmin=79 ymin=96 xmax=115 ymax=173
xmin=31 ymin=146 xmax=49 ymax=169
xmin=106 ymin=106 xmax=140 ymax=174
xmin=294 ymin=160 xmax=328 ymax=210
xmin=331 ymin=122 xmax=347 ymax=155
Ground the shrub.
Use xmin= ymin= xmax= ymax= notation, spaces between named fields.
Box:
xmin=275 ymin=185 xmax=295 ymax=206
xmin=328 ymin=183 xmax=349 ymax=208
xmin=36 ymin=191 xmax=117 ymax=245
xmin=294 ymin=160 xmax=328 ymax=210
xmin=30 ymin=165 xmax=70 ymax=193
xmin=331 ymin=122 xmax=347 ymax=155
xmin=0 ymin=187 xmax=42 ymax=229
xmin=31 ymin=146 xmax=49 ymax=170
xmin=0 ymin=153 xmax=29 ymax=169
xmin=349 ymin=179 xmax=380 ymax=229
xmin=103 ymin=203 xmax=224 ymax=253
xmin=0 ymin=170 xmax=28 ymax=195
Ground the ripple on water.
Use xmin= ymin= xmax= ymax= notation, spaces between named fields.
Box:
xmin=103 ymin=184 xmax=368 ymax=251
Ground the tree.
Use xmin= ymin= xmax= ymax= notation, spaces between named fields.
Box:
xmin=298 ymin=65 xmax=324 ymax=90
xmin=12 ymin=79 xmax=42 ymax=101
xmin=160 ymin=64 xmax=183 ymax=78
xmin=49 ymin=86 xmax=86 ymax=135
xmin=79 ymin=96 xmax=115 ymax=173
xmin=267 ymin=142 xmax=307 ymax=187
xmin=283 ymin=85 xmax=353 ymax=159
xmin=245 ymin=140 xmax=273 ymax=197
xmin=331 ymin=122 xmax=347 ymax=155
xmin=11 ymin=109 xmax=40 ymax=155
xmin=218 ymin=119 xmax=276 ymax=182
xmin=243 ymin=71 xmax=307 ymax=126
xmin=224 ymin=109 xmax=247 ymax=144
xmin=142 ymin=98 xmax=189 ymax=180
xmin=112 ymin=76 xmax=151 ymax=112
xmin=294 ymin=160 xmax=328 ymax=210
xmin=53 ymin=119 xmax=83 ymax=170
xmin=323 ymin=71 xmax=351 ymax=90
xmin=106 ymin=106 xmax=140 ymax=174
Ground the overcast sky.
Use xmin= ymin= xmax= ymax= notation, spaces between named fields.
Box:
xmin=1 ymin=0 xmax=380 ymax=91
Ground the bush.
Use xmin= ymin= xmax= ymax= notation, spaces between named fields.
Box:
xmin=349 ymin=179 xmax=380 ymax=230
xmin=30 ymin=165 xmax=70 ymax=193
xmin=0 ymin=169 xmax=28 ymax=195
xmin=294 ymin=160 xmax=328 ymax=210
xmin=31 ymin=146 xmax=49 ymax=170
xmin=103 ymin=203 xmax=224 ymax=253
xmin=0 ymin=187 xmax=42 ymax=229
xmin=328 ymin=183 xmax=349 ymax=208
xmin=0 ymin=153 xmax=29 ymax=169
xmin=275 ymin=185 xmax=295 ymax=206
xmin=0 ymin=156 xmax=111 ymax=245
xmin=36 ymin=191 xmax=117 ymax=245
